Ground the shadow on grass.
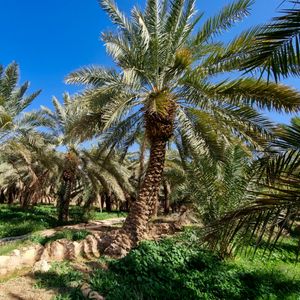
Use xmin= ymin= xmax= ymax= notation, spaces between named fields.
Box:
xmin=33 ymin=262 xmax=84 ymax=300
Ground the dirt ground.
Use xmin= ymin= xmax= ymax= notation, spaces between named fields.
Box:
xmin=0 ymin=218 xmax=126 ymax=300
xmin=0 ymin=275 xmax=57 ymax=300
xmin=0 ymin=215 xmax=188 ymax=299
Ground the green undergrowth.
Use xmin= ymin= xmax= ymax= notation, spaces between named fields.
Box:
xmin=31 ymin=233 xmax=300 ymax=300
xmin=88 ymin=236 xmax=300 ymax=300
xmin=0 ymin=204 xmax=127 ymax=239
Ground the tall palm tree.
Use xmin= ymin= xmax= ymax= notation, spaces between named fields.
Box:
xmin=65 ymin=0 xmax=300 ymax=256
xmin=41 ymin=94 xmax=134 ymax=221
xmin=40 ymin=94 xmax=80 ymax=222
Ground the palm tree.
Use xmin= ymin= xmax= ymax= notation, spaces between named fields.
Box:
xmin=0 ymin=62 xmax=41 ymax=142
xmin=40 ymin=94 xmax=80 ymax=222
xmin=79 ymin=147 xmax=134 ymax=212
xmin=41 ymin=94 xmax=134 ymax=221
xmin=204 ymin=118 xmax=300 ymax=256
xmin=65 ymin=0 xmax=300 ymax=256
xmin=170 ymin=145 xmax=251 ymax=224
xmin=0 ymin=131 xmax=60 ymax=207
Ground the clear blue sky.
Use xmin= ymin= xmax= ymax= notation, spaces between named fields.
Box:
xmin=0 ymin=0 xmax=298 ymax=123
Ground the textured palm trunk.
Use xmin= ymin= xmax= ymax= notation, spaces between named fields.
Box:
xmin=58 ymin=151 xmax=78 ymax=223
xmin=138 ymin=136 xmax=146 ymax=189
xmin=104 ymin=96 xmax=176 ymax=257
xmin=104 ymin=138 xmax=167 ymax=256
xmin=58 ymin=179 xmax=72 ymax=223
xmin=163 ymin=179 xmax=171 ymax=214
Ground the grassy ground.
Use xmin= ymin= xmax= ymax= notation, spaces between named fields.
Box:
xmin=1 ymin=205 xmax=299 ymax=299
xmin=0 ymin=204 xmax=126 ymax=256
xmin=32 ymin=232 xmax=300 ymax=300
xmin=0 ymin=204 xmax=127 ymax=239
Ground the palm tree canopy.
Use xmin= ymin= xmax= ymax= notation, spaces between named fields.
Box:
xmin=0 ymin=62 xmax=42 ymax=142
xmin=65 ymin=0 xmax=300 ymax=159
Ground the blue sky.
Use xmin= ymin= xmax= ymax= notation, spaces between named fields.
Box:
xmin=0 ymin=0 xmax=298 ymax=123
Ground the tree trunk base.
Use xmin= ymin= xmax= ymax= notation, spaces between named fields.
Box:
xmin=103 ymin=230 xmax=135 ymax=257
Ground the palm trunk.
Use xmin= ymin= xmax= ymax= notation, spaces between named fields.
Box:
xmin=0 ymin=190 xmax=5 ymax=204
xmin=163 ymin=179 xmax=171 ymax=215
xmin=58 ymin=151 xmax=78 ymax=223
xmin=138 ymin=136 xmax=146 ymax=189
xmin=104 ymin=95 xmax=176 ymax=257
xmin=58 ymin=179 xmax=72 ymax=223
xmin=105 ymin=192 xmax=112 ymax=212
xmin=104 ymin=138 xmax=167 ymax=256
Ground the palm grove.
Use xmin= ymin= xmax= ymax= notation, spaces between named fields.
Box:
xmin=1 ymin=0 xmax=300 ymax=257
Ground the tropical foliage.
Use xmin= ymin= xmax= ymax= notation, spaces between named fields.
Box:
xmin=1 ymin=0 xmax=300 ymax=266
xmin=63 ymin=0 xmax=300 ymax=256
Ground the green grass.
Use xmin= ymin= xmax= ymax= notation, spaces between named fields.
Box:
xmin=87 ymin=236 xmax=300 ymax=300
xmin=0 ymin=204 xmax=127 ymax=239
xmin=0 ymin=240 xmax=32 ymax=256
xmin=0 ymin=204 xmax=126 ymax=256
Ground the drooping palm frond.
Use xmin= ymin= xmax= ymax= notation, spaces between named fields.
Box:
xmin=166 ymin=144 xmax=252 ymax=224
xmin=203 ymin=118 xmax=300 ymax=257
xmin=242 ymin=4 xmax=300 ymax=81
xmin=0 ymin=131 xmax=61 ymax=206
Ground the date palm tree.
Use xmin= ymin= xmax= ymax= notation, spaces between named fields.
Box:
xmin=0 ymin=62 xmax=41 ymax=142
xmin=0 ymin=131 xmax=60 ymax=207
xmin=66 ymin=0 xmax=300 ymax=256
xmin=40 ymin=94 xmax=80 ymax=222
xmin=41 ymin=94 xmax=134 ymax=221
xmin=204 ymin=118 xmax=300 ymax=256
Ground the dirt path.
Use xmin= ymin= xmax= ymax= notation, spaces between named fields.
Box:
xmin=0 ymin=217 xmax=125 ymax=300
xmin=0 ymin=216 xmax=183 ymax=300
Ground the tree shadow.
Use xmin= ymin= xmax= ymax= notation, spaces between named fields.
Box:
xmin=32 ymin=262 xmax=85 ymax=300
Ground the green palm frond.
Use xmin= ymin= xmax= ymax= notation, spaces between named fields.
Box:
xmin=203 ymin=117 xmax=300 ymax=257
xmin=242 ymin=5 xmax=300 ymax=81
xmin=192 ymin=0 xmax=253 ymax=45
xmin=212 ymin=78 xmax=300 ymax=113
xmin=0 ymin=62 xmax=41 ymax=142
xmin=99 ymin=0 xmax=132 ymax=33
